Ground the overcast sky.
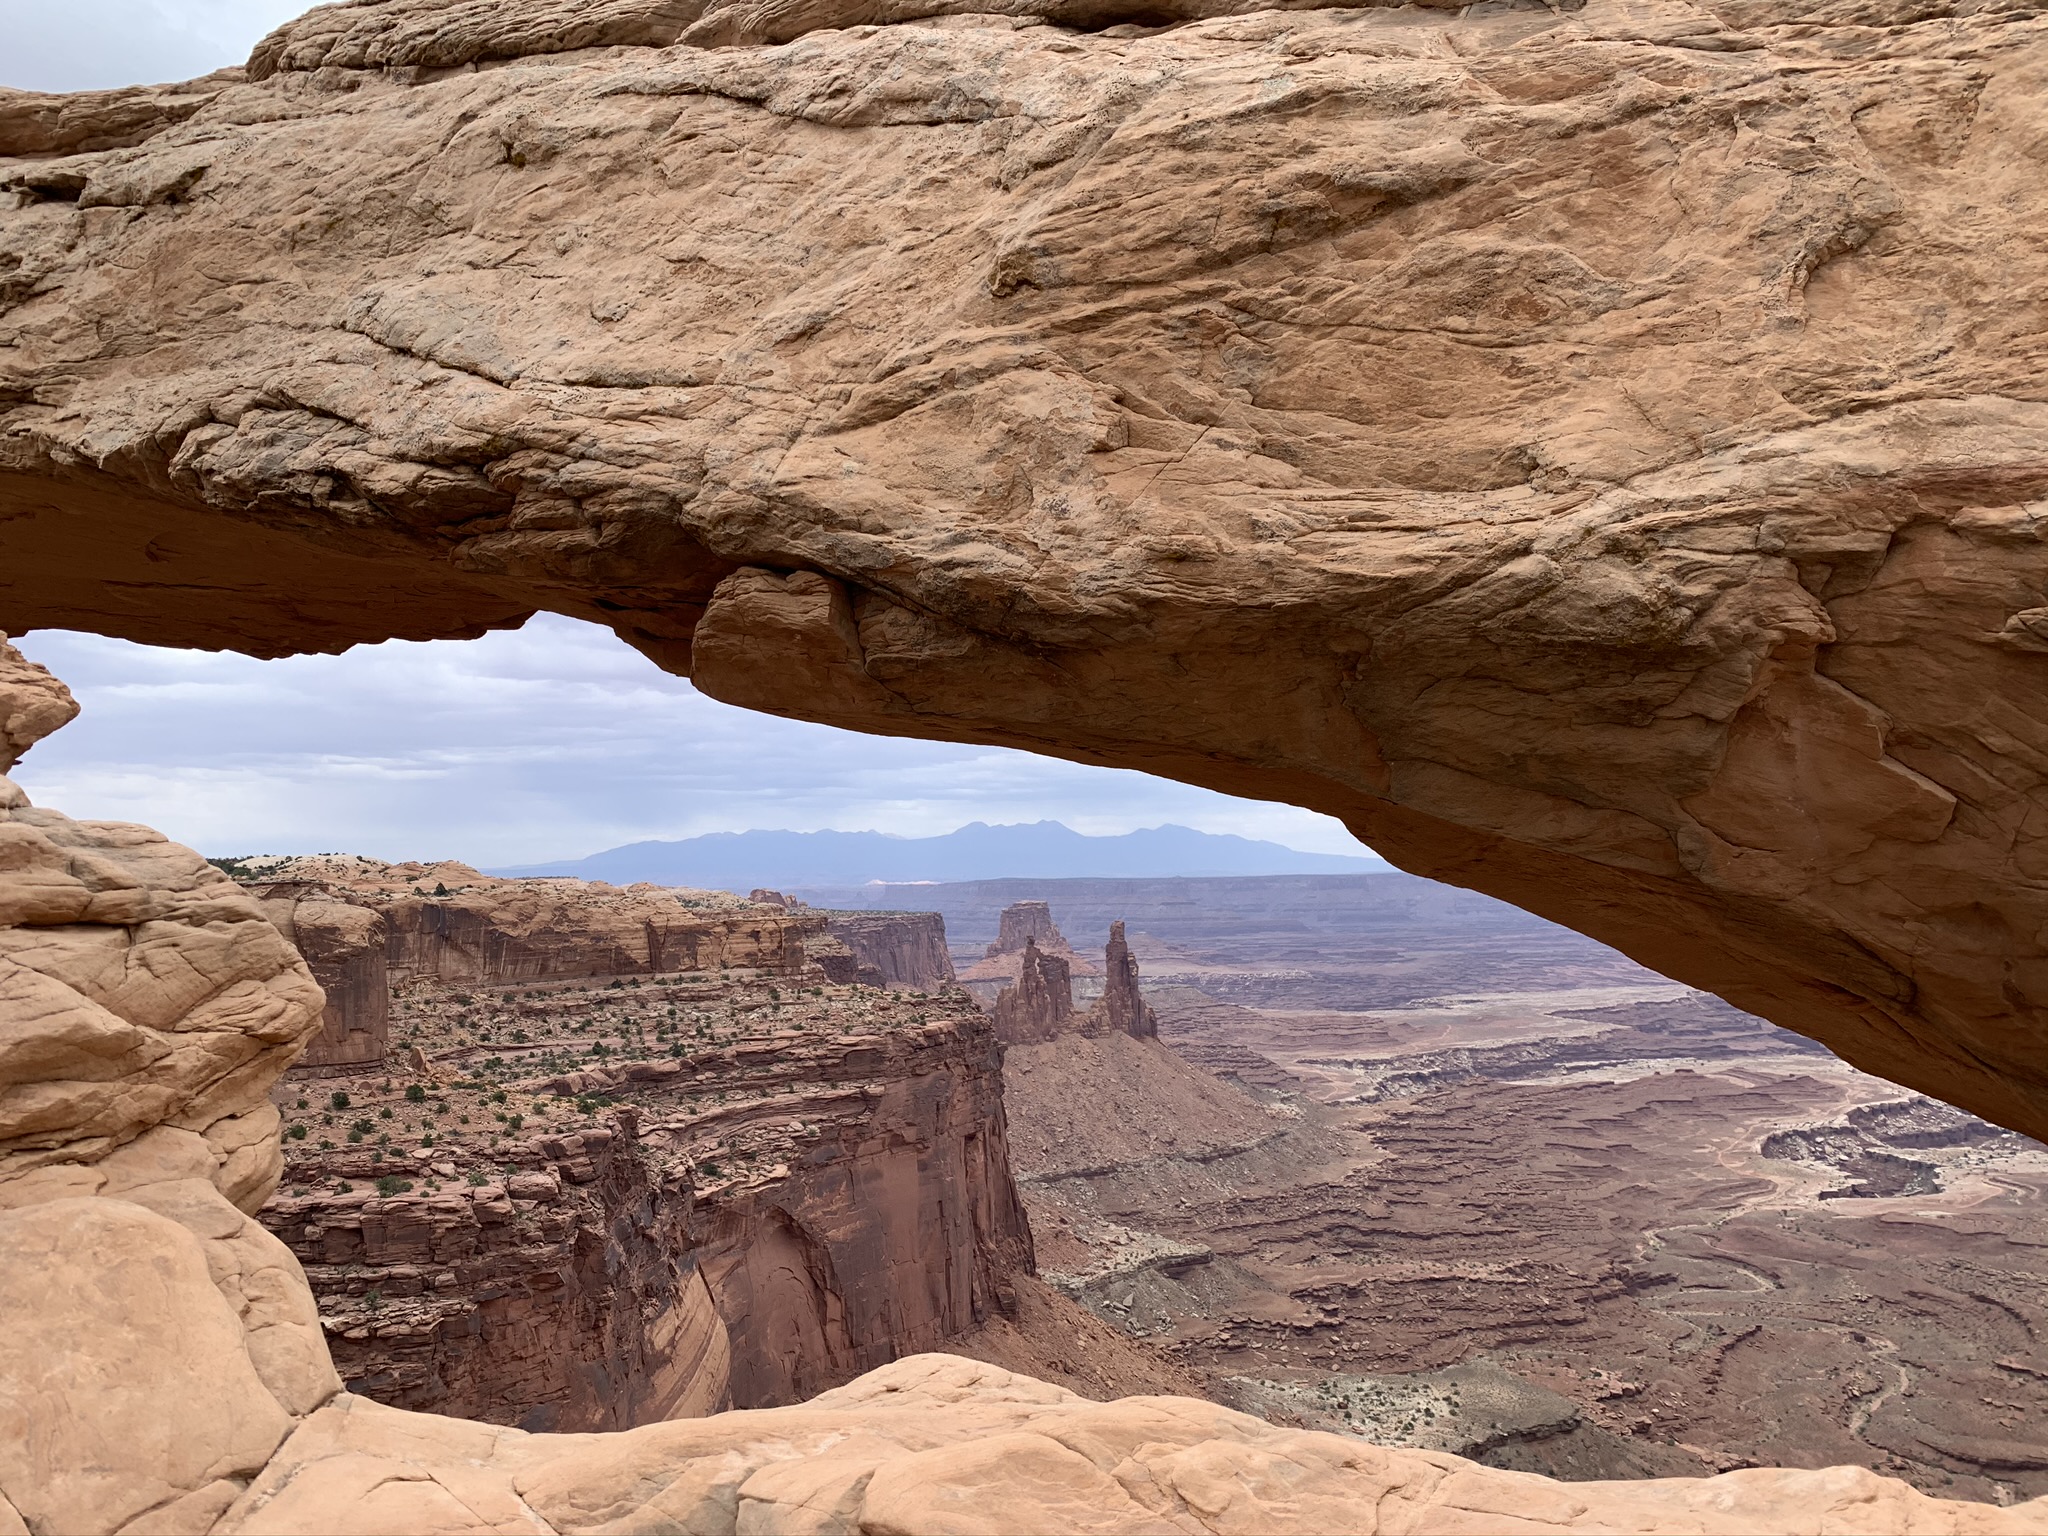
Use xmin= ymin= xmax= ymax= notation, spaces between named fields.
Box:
xmin=1 ymin=7 xmax=1379 ymax=871
xmin=8 ymin=621 xmax=1378 ymax=868
xmin=0 ymin=0 xmax=308 ymax=92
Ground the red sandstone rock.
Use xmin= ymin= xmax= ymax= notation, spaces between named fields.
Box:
xmin=1094 ymin=920 xmax=1157 ymax=1041
xmin=249 ymin=886 xmax=390 ymax=1070
xmin=239 ymin=856 xmax=821 ymax=985
xmin=255 ymin=913 xmax=1032 ymax=1425
xmin=963 ymin=901 xmax=1098 ymax=991
xmin=993 ymin=922 xmax=1158 ymax=1046
xmin=819 ymin=909 xmax=956 ymax=990
xmin=992 ymin=937 xmax=1078 ymax=1046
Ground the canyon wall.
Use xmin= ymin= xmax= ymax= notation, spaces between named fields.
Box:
xmin=225 ymin=856 xmax=1023 ymax=1428
xmin=250 ymin=884 xmax=391 ymax=1070
xmin=819 ymin=910 xmax=955 ymax=990
xmin=263 ymin=985 xmax=1031 ymax=1425
xmin=239 ymin=858 xmax=821 ymax=985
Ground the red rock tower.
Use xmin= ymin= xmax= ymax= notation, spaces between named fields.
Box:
xmin=1094 ymin=920 xmax=1157 ymax=1040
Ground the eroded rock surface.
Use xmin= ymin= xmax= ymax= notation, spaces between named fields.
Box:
xmin=818 ymin=908 xmax=957 ymax=989
xmin=993 ymin=917 xmax=1160 ymax=1044
xmin=4 ymin=0 xmax=2048 ymax=1138
xmin=259 ymin=964 xmax=1035 ymax=1425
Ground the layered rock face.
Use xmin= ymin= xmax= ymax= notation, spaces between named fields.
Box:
xmin=1098 ymin=920 xmax=1159 ymax=1040
xmin=242 ymin=856 xmax=819 ymax=984
xmin=819 ymin=909 xmax=957 ymax=989
xmin=6 ymin=0 xmax=2048 ymax=1141
xmin=992 ymin=921 xmax=1160 ymax=1044
xmin=991 ymin=936 xmax=1079 ymax=1045
xmin=231 ymin=858 xmax=1028 ymax=1426
xmin=260 ymin=967 xmax=1035 ymax=1426
xmin=249 ymin=884 xmax=391 ymax=1069
xmin=963 ymin=898 xmax=1096 ymax=1013
xmin=991 ymin=902 xmax=1066 ymax=960
xmin=964 ymin=900 xmax=1096 ymax=986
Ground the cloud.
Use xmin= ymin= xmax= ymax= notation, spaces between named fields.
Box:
xmin=0 ymin=0 xmax=305 ymax=93
xmin=7 ymin=617 xmax=1382 ymax=868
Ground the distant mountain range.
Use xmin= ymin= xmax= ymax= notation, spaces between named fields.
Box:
xmin=491 ymin=821 xmax=1383 ymax=890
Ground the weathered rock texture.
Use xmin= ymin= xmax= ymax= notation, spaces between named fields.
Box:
xmin=11 ymin=0 xmax=2048 ymax=1141
xmin=819 ymin=908 xmax=957 ymax=989
xmin=963 ymin=900 xmax=1097 ymax=989
xmin=989 ymin=902 xmax=1069 ymax=962
xmin=261 ymin=968 xmax=1036 ymax=1426
xmin=249 ymin=883 xmax=391 ymax=1069
xmin=3 ymin=646 xmax=2044 ymax=1536
xmin=0 ymin=646 xmax=325 ymax=1216
xmin=242 ymin=856 xmax=820 ymax=984
xmin=1098 ymin=920 xmax=1158 ymax=1040
xmin=0 ymin=632 xmax=75 ymax=773
xmin=992 ymin=936 xmax=1079 ymax=1044
xmin=992 ymin=922 xmax=1161 ymax=1045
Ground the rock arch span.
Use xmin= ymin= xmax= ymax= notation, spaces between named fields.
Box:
xmin=6 ymin=0 xmax=2048 ymax=1524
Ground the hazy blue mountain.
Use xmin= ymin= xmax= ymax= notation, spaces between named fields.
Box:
xmin=491 ymin=821 xmax=1382 ymax=889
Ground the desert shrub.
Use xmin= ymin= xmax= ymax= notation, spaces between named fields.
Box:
xmin=329 ymin=1091 xmax=350 ymax=1110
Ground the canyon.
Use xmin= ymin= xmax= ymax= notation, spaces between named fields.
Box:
xmin=222 ymin=855 xmax=1038 ymax=1427
xmin=967 ymin=882 xmax=2048 ymax=1507
xmin=8 ymin=0 xmax=2048 ymax=1518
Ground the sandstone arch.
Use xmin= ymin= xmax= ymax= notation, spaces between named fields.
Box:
xmin=5 ymin=0 xmax=2047 ymax=1144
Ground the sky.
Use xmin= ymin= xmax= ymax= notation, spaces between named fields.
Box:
xmin=1 ymin=1 xmax=312 ymax=94
xmin=8 ymin=620 xmax=1380 ymax=868
xmin=0 ymin=7 xmax=1379 ymax=872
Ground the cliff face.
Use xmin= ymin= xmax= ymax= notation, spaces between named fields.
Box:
xmin=963 ymin=899 xmax=1098 ymax=1011
xmin=241 ymin=857 xmax=820 ymax=986
xmin=250 ymin=886 xmax=391 ymax=1070
xmin=1095 ymin=921 xmax=1157 ymax=1041
xmin=257 ymin=958 xmax=1032 ymax=1426
xmin=263 ymin=1135 xmax=732 ymax=1430
xmin=991 ymin=902 xmax=1064 ymax=959
xmin=992 ymin=923 xmax=1158 ymax=1046
xmin=991 ymin=938 xmax=1077 ymax=1046
xmin=818 ymin=910 xmax=955 ymax=990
